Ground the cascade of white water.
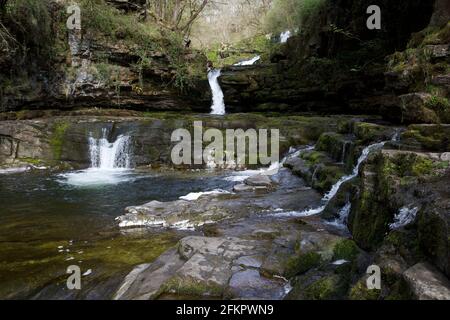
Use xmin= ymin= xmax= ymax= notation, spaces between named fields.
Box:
xmin=280 ymin=30 xmax=291 ymax=43
xmin=88 ymin=129 xmax=131 ymax=169
xmin=389 ymin=206 xmax=419 ymax=230
xmin=274 ymin=133 xmax=399 ymax=218
xmin=325 ymin=202 xmax=351 ymax=230
xmin=234 ymin=55 xmax=261 ymax=66
xmin=208 ymin=69 xmax=226 ymax=115
xmin=322 ymin=140 xmax=387 ymax=202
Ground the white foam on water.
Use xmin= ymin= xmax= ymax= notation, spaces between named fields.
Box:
xmin=332 ymin=259 xmax=349 ymax=265
xmin=0 ymin=164 xmax=48 ymax=175
xmin=59 ymin=168 xmax=135 ymax=187
xmin=389 ymin=206 xmax=419 ymax=230
xmin=208 ymin=69 xmax=226 ymax=115
xmin=223 ymin=145 xmax=314 ymax=182
xmin=0 ymin=167 xmax=31 ymax=174
xmin=270 ymin=206 xmax=326 ymax=218
xmin=179 ymin=189 xmax=232 ymax=201
xmin=83 ymin=269 xmax=92 ymax=276
xmin=325 ymin=202 xmax=351 ymax=230
xmin=234 ymin=55 xmax=261 ymax=66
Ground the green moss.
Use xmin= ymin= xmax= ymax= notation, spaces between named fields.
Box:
xmin=285 ymin=251 xmax=322 ymax=278
xmin=50 ymin=122 xmax=70 ymax=160
xmin=18 ymin=157 xmax=43 ymax=166
xmin=332 ymin=239 xmax=360 ymax=262
xmin=313 ymin=165 xmax=345 ymax=192
xmin=349 ymin=280 xmax=381 ymax=300
xmin=353 ymin=123 xmax=388 ymax=143
xmin=160 ymin=277 xmax=223 ymax=298
xmin=316 ymin=132 xmax=345 ymax=161
xmin=303 ymin=275 xmax=343 ymax=300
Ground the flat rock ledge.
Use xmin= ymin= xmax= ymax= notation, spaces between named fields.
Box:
xmin=116 ymin=193 xmax=240 ymax=230
xmin=113 ymin=236 xmax=290 ymax=300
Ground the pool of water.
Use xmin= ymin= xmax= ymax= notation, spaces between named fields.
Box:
xmin=0 ymin=169 xmax=235 ymax=299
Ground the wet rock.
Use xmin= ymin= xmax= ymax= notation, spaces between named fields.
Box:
xmin=233 ymin=183 xmax=269 ymax=192
xmin=114 ymin=236 xmax=289 ymax=300
xmin=399 ymin=93 xmax=439 ymax=124
xmin=403 ymin=262 xmax=450 ymax=300
xmin=117 ymin=194 xmax=235 ymax=230
xmin=225 ymin=269 xmax=288 ymax=300
xmin=425 ymin=44 xmax=450 ymax=61
xmin=244 ymin=174 xmax=273 ymax=187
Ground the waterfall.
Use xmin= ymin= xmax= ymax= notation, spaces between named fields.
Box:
xmin=389 ymin=206 xmax=419 ymax=230
xmin=322 ymin=140 xmax=387 ymax=202
xmin=88 ymin=129 xmax=131 ymax=169
xmin=234 ymin=55 xmax=261 ymax=66
xmin=208 ymin=69 xmax=226 ymax=115
xmin=58 ymin=128 xmax=133 ymax=186
xmin=280 ymin=30 xmax=291 ymax=43
xmin=326 ymin=202 xmax=351 ymax=230
xmin=274 ymin=134 xmax=398 ymax=218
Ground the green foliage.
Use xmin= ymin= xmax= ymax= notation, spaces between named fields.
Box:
xmin=349 ymin=280 xmax=380 ymax=300
xmin=263 ymin=0 xmax=327 ymax=34
xmin=2 ymin=0 xmax=54 ymax=65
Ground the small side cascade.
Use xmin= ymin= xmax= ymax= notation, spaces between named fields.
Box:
xmin=234 ymin=55 xmax=261 ymax=66
xmin=274 ymin=131 xmax=401 ymax=218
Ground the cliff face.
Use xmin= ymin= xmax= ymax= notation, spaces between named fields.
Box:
xmin=218 ymin=0 xmax=449 ymax=123
xmin=0 ymin=0 xmax=208 ymax=113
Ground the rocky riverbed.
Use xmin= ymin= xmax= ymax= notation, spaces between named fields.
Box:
xmin=0 ymin=111 xmax=449 ymax=300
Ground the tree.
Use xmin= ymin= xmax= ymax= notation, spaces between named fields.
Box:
xmin=144 ymin=0 xmax=209 ymax=35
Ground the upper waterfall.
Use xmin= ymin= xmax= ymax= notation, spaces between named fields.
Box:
xmin=208 ymin=69 xmax=226 ymax=115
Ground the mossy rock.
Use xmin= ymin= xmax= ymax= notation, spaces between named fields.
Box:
xmin=401 ymin=124 xmax=450 ymax=151
xmin=312 ymin=164 xmax=345 ymax=193
xmin=159 ymin=276 xmax=224 ymax=299
xmin=316 ymin=132 xmax=346 ymax=162
xmin=50 ymin=121 xmax=70 ymax=160
xmin=284 ymin=252 xmax=322 ymax=278
xmin=349 ymin=279 xmax=381 ymax=300
xmin=353 ymin=122 xmax=392 ymax=143
xmin=303 ymin=274 xmax=347 ymax=300
xmin=332 ymin=239 xmax=360 ymax=262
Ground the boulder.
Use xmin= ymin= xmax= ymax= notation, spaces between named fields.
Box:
xmin=399 ymin=93 xmax=439 ymax=124
xmin=244 ymin=174 xmax=273 ymax=187
xmin=403 ymin=262 xmax=450 ymax=300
